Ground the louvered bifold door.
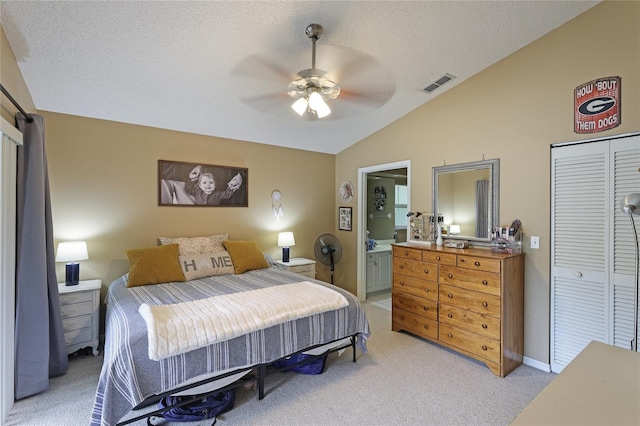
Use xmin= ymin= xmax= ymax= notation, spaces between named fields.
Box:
xmin=611 ymin=136 xmax=640 ymax=350
xmin=551 ymin=142 xmax=610 ymax=373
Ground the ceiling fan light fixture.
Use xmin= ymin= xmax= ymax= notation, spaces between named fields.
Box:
xmin=308 ymin=91 xmax=331 ymax=118
xmin=291 ymin=97 xmax=308 ymax=116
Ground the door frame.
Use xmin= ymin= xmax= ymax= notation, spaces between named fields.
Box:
xmin=357 ymin=160 xmax=411 ymax=301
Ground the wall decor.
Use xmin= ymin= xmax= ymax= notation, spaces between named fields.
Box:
xmin=272 ymin=189 xmax=283 ymax=221
xmin=339 ymin=206 xmax=352 ymax=231
xmin=339 ymin=181 xmax=354 ymax=204
xmin=574 ymin=76 xmax=621 ymax=134
xmin=158 ymin=160 xmax=248 ymax=207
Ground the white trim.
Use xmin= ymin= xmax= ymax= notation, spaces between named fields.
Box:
xmin=523 ymin=356 xmax=551 ymax=372
xmin=0 ymin=116 xmax=23 ymax=146
xmin=357 ymin=160 xmax=411 ymax=301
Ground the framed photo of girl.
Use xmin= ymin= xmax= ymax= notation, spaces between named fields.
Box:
xmin=158 ymin=160 xmax=248 ymax=207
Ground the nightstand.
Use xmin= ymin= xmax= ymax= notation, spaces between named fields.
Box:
xmin=57 ymin=279 xmax=101 ymax=356
xmin=275 ymin=258 xmax=316 ymax=279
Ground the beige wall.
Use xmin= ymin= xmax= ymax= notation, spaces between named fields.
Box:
xmin=0 ymin=26 xmax=36 ymax=121
xmin=336 ymin=1 xmax=640 ymax=364
xmin=42 ymin=113 xmax=336 ymax=287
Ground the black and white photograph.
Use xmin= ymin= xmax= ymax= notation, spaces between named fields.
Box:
xmin=339 ymin=206 xmax=352 ymax=231
xmin=159 ymin=160 xmax=248 ymax=207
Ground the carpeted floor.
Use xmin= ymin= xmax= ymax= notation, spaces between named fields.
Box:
xmin=6 ymin=302 xmax=555 ymax=425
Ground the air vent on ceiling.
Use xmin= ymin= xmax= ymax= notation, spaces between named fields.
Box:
xmin=422 ymin=73 xmax=456 ymax=93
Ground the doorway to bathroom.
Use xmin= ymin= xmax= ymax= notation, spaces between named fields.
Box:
xmin=356 ymin=160 xmax=410 ymax=303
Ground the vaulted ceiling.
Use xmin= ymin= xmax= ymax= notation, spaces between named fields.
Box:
xmin=1 ymin=1 xmax=599 ymax=154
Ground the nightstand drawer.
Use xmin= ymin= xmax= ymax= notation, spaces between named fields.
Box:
xmin=287 ymin=264 xmax=315 ymax=274
xmin=59 ymin=291 xmax=93 ymax=305
xmin=64 ymin=327 xmax=92 ymax=346
xmin=62 ymin=314 xmax=93 ymax=332
xmin=60 ymin=301 xmax=93 ymax=319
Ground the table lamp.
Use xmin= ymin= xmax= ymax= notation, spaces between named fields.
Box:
xmin=277 ymin=232 xmax=295 ymax=262
xmin=56 ymin=241 xmax=88 ymax=286
xmin=449 ymin=224 xmax=461 ymax=236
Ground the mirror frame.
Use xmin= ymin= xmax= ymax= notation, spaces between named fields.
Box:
xmin=432 ymin=158 xmax=500 ymax=243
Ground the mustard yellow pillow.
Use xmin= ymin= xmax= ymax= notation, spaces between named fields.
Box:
xmin=222 ymin=240 xmax=269 ymax=274
xmin=125 ymin=243 xmax=186 ymax=287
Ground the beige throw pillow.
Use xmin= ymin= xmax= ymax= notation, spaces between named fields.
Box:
xmin=178 ymin=251 xmax=235 ymax=280
xmin=159 ymin=233 xmax=228 ymax=256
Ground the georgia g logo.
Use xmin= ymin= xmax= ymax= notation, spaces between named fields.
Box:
xmin=578 ymin=97 xmax=616 ymax=115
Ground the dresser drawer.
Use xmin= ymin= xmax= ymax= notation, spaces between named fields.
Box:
xmin=60 ymin=301 xmax=93 ymax=319
xmin=439 ymin=304 xmax=500 ymax=340
xmin=393 ymin=246 xmax=422 ymax=260
xmin=393 ymin=273 xmax=438 ymax=301
xmin=439 ymin=284 xmax=501 ymax=317
xmin=64 ymin=327 xmax=92 ymax=346
xmin=393 ymin=309 xmax=438 ymax=340
xmin=457 ymin=255 xmax=501 ymax=273
xmin=440 ymin=323 xmax=500 ymax=363
xmin=392 ymin=292 xmax=438 ymax=320
xmin=440 ymin=265 xmax=501 ymax=296
xmin=62 ymin=314 xmax=93 ymax=333
xmin=421 ymin=251 xmax=456 ymax=265
xmin=59 ymin=291 xmax=93 ymax=305
xmin=393 ymin=258 xmax=437 ymax=282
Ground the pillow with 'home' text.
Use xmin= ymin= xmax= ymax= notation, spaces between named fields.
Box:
xmin=178 ymin=251 xmax=235 ymax=280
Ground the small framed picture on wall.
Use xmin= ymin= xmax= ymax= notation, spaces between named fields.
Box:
xmin=339 ymin=207 xmax=352 ymax=231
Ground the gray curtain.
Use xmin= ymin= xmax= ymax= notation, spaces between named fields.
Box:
xmin=15 ymin=113 xmax=67 ymax=399
xmin=476 ymin=179 xmax=489 ymax=239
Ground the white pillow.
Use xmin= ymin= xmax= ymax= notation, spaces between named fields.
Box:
xmin=178 ymin=251 xmax=235 ymax=280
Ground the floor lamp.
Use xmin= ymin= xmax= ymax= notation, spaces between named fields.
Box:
xmin=621 ymin=193 xmax=640 ymax=352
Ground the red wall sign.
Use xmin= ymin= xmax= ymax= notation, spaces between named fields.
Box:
xmin=574 ymin=76 xmax=621 ymax=134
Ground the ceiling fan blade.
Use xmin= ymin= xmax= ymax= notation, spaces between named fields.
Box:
xmin=231 ymin=53 xmax=294 ymax=82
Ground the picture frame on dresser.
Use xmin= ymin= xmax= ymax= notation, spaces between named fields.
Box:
xmin=339 ymin=206 xmax=352 ymax=231
xmin=158 ymin=159 xmax=248 ymax=207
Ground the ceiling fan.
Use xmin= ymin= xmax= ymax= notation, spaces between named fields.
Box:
xmin=233 ymin=24 xmax=396 ymax=120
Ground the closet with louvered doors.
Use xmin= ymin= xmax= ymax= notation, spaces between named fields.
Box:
xmin=550 ymin=133 xmax=640 ymax=373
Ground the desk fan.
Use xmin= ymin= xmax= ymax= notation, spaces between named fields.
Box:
xmin=314 ymin=233 xmax=342 ymax=284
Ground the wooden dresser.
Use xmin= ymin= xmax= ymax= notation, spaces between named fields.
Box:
xmin=392 ymin=243 xmax=524 ymax=377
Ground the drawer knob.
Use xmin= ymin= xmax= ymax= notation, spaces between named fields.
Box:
xmin=474 ymin=261 xmax=480 ymax=266
xmin=447 ymin=293 xmax=453 ymax=298
xmin=482 ymin=302 xmax=488 ymax=307
xmin=399 ymin=265 xmax=404 ymax=269
xmin=575 ymin=271 xmax=583 ymax=278
xmin=423 ymin=269 xmax=429 ymax=274
xmin=423 ymin=306 xmax=429 ymax=311
xmin=447 ymin=333 xmax=453 ymax=338
xmin=482 ymin=345 xmax=488 ymax=351
xmin=460 ymin=259 xmax=465 ymax=263
xmin=399 ymin=315 xmax=405 ymax=320
xmin=448 ymin=273 xmax=453 ymax=279
xmin=447 ymin=313 xmax=453 ymax=318
xmin=482 ymin=280 xmax=488 ymax=285
xmin=482 ymin=323 xmax=488 ymax=329
xmin=404 ymin=250 xmax=409 ymax=255
xmin=424 ymin=288 xmax=429 ymax=293
xmin=400 ymin=281 xmax=405 ymax=286
xmin=436 ymin=256 xmax=441 ymax=261
xmin=424 ymin=325 xmax=429 ymax=330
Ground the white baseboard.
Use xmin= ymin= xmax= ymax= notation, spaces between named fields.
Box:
xmin=523 ymin=356 xmax=551 ymax=372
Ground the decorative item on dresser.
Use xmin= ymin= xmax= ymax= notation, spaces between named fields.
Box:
xmin=275 ymin=258 xmax=316 ymax=279
xmin=57 ymin=279 xmax=101 ymax=356
xmin=391 ymin=243 xmax=524 ymax=377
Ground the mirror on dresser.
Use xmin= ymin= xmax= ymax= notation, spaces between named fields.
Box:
xmin=432 ymin=158 xmax=499 ymax=243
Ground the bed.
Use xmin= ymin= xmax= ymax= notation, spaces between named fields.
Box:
xmin=90 ymin=264 xmax=370 ymax=426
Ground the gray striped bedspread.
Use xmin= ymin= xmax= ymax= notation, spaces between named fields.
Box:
xmin=90 ymin=268 xmax=370 ymax=426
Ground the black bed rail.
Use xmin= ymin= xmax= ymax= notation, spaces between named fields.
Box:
xmin=117 ymin=335 xmax=359 ymax=425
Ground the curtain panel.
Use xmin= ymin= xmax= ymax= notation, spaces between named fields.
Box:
xmin=15 ymin=113 xmax=67 ymax=399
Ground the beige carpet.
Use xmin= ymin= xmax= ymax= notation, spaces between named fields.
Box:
xmin=6 ymin=302 xmax=555 ymax=425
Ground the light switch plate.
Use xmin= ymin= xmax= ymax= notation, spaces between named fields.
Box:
xmin=531 ymin=236 xmax=540 ymax=249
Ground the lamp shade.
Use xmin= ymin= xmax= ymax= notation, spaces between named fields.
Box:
xmin=55 ymin=241 xmax=89 ymax=262
xmin=449 ymin=224 xmax=461 ymax=235
xmin=277 ymin=232 xmax=296 ymax=247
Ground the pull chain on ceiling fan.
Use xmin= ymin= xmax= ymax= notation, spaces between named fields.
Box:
xmin=287 ymin=24 xmax=340 ymax=118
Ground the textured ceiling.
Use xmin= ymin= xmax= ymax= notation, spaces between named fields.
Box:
xmin=1 ymin=1 xmax=599 ymax=154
